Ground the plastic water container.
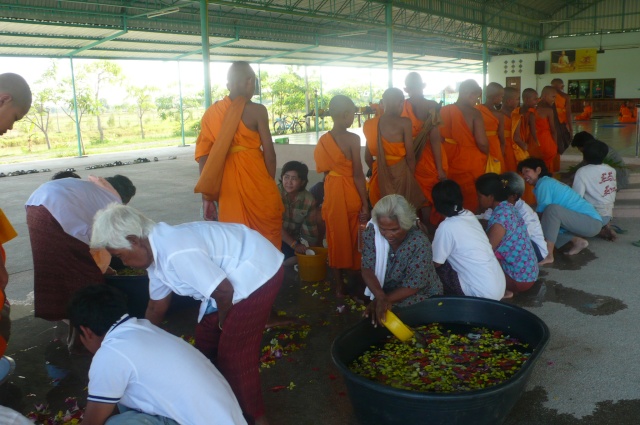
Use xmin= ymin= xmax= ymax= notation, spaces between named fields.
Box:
xmin=295 ymin=247 xmax=328 ymax=282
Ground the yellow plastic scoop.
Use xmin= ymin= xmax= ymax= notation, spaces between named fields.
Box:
xmin=382 ymin=310 xmax=415 ymax=342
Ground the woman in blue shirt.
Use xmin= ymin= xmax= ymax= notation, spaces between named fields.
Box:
xmin=518 ymin=158 xmax=602 ymax=266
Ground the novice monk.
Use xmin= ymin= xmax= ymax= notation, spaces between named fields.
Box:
xmin=0 ymin=73 xmax=32 ymax=136
xmin=439 ymin=79 xmax=489 ymax=213
xmin=575 ymin=102 xmax=593 ymax=120
xmin=551 ymin=78 xmax=573 ymax=134
xmin=518 ymin=88 xmax=540 ymax=206
xmin=195 ymin=61 xmax=283 ymax=248
xmin=528 ymin=86 xmax=558 ymax=173
xmin=619 ymin=101 xmax=637 ymax=123
xmin=476 ymin=82 xmax=506 ymax=173
xmin=364 ymin=88 xmax=425 ymax=209
xmin=315 ymin=95 xmax=369 ymax=297
xmin=401 ymin=72 xmax=447 ymax=225
xmin=501 ymin=87 xmax=528 ymax=172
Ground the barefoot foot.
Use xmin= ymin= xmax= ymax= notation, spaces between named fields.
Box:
xmin=566 ymin=238 xmax=589 ymax=255
xmin=538 ymin=256 xmax=554 ymax=266
xmin=502 ymin=290 xmax=514 ymax=300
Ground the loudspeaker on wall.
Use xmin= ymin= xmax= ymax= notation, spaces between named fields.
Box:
xmin=534 ymin=61 xmax=545 ymax=75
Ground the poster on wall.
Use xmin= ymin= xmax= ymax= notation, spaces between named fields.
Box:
xmin=550 ymin=49 xmax=598 ymax=73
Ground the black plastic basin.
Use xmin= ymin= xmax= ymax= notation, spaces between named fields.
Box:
xmin=331 ymin=296 xmax=550 ymax=425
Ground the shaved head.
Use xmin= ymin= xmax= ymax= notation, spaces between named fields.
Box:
xmin=404 ymin=72 xmax=425 ymax=91
xmin=541 ymin=86 xmax=556 ymax=97
xmin=0 ymin=73 xmax=32 ymax=111
xmin=485 ymin=82 xmax=503 ymax=99
xmin=329 ymin=95 xmax=356 ymax=118
xmin=503 ymin=87 xmax=519 ymax=100
xmin=382 ymin=87 xmax=404 ymax=104
xmin=522 ymin=88 xmax=538 ymax=101
xmin=459 ymin=79 xmax=481 ymax=96
xmin=227 ymin=61 xmax=255 ymax=85
xmin=551 ymin=78 xmax=563 ymax=86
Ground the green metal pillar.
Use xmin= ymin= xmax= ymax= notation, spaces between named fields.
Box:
xmin=386 ymin=1 xmax=393 ymax=88
xmin=482 ymin=25 xmax=488 ymax=103
xmin=177 ymin=61 xmax=186 ymax=147
xmin=314 ymin=89 xmax=320 ymax=142
xmin=320 ymin=69 xmax=324 ymax=131
xmin=200 ymin=0 xmax=212 ymax=108
xmin=69 ymin=57 xmax=83 ymax=157
xmin=369 ymin=69 xmax=373 ymax=103
xmin=258 ymin=64 xmax=262 ymax=104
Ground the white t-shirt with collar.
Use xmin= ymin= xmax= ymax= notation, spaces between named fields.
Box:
xmin=147 ymin=221 xmax=284 ymax=322
xmin=432 ymin=210 xmax=505 ymax=300
xmin=87 ymin=315 xmax=246 ymax=425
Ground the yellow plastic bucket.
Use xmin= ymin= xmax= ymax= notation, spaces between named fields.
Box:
xmin=296 ymin=247 xmax=328 ymax=282
xmin=383 ymin=310 xmax=415 ymax=342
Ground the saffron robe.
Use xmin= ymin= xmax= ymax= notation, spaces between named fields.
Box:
xmin=314 ymin=133 xmax=362 ymax=270
xmin=363 ymin=117 xmax=408 ymax=207
xmin=402 ymin=100 xmax=448 ymax=209
xmin=440 ymin=104 xmax=487 ymax=213
xmin=619 ymin=106 xmax=637 ymax=123
xmin=575 ymin=105 xmax=592 ymax=120
xmin=555 ymin=94 xmax=569 ymax=125
xmin=476 ymin=105 xmax=505 ymax=173
xmin=533 ymin=109 xmax=559 ymax=172
xmin=194 ymin=96 xmax=283 ymax=248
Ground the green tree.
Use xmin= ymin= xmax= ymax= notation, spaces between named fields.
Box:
xmin=59 ymin=80 xmax=95 ymax=155
xmin=269 ymin=67 xmax=307 ymax=120
xmin=127 ymin=85 xmax=158 ymax=139
xmin=24 ymin=61 xmax=61 ymax=149
xmin=81 ymin=60 xmax=123 ymax=142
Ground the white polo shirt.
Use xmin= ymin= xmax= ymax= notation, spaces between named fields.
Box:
xmin=432 ymin=210 xmax=505 ymax=300
xmin=25 ymin=178 xmax=121 ymax=244
xmin=87 ymin=315 xmax=246 ymax=425
xmin=515 ymin=199 xmax=549 ymax=258
xmin=573 ymin=164 xmax=617 ymax=218
xmin=147 ymin=222 xmax=284 ymax=322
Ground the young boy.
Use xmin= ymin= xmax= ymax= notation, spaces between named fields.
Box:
xmin=528 ymin=86 xmax=558 ymax=172
xmin=476 ymin=82 xmax=506 ymax=173
xmin=572 ymin=140 xmax=617 ymax=241
xmin=278 ymin=161 xmax=318 ymax=265
xmin=364 ymin=88 xmax=425 ymax=209
xmin=314 ymin=95 xmax=368 ymax=297
xmin=69 ymin=285 xmax=246 ymax=425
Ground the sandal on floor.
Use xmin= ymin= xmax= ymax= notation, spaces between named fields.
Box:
xmin=631 ymin=240 xmax=640 ymax=248
xmin=611 ymin=224 xmax=628 ymax=234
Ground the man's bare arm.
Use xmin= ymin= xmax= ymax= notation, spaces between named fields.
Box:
xmin=256 ymin=105 xmax=277 ymax=178
xmin=528 ymin=113 xmax=539 ymax=145
xmin=350 ymin=136 xmax=369 ymax=216
xmin=80 ymin=401 xmax=117 ymax=425
xmin=496 ymin=113 xmax=506 ymax=155
xmin=429 ymin=126 xmax=446 ymax=180
xmin=472 ymin=113 xmax=489 ymax=154
xmin=565 ymin=96 xmax=573 ymax=133
xmin=513 ymin=121 xmax=528 ymax=151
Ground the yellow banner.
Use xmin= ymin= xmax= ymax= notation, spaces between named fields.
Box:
xmin=550 ymin=49 xmax=597 ymax=73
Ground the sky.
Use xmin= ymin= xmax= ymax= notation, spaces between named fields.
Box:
xmin=1 ymin=57 xmax=482 ymax=105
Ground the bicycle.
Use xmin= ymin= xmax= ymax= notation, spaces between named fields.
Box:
xmin=273 ymin=116 xmax=305 ymax=135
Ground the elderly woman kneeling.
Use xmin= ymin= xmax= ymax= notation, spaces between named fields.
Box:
xmin=91 ymin=204 xmax=283 ymax=425
xmin=361 ymin=194 xmax=442 ymax=326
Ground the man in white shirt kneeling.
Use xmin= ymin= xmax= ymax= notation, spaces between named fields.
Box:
xmin=68 ymin=285 xmax=246 ymax=425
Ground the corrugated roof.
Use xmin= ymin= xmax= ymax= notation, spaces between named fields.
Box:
xmin=0 ymin=0 xmax=636 ymax=72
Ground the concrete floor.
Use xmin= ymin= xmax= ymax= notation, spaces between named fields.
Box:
xmin=1 ymin=121 xmax=640 ymax=423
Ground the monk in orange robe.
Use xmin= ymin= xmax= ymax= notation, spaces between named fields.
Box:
xmin=439 ymin=79 xmax=489 ymax=213
xmin=476 ymin=82 xmax=506 ymax=173
xmin=575 ymin=102 xmax=593 ymax=120
xmin=315 ymin=95 xmax=368 ymax=297
xmin=194 ymin=61 xmax=283 ymax=249
xmin=551 ymin=78 xmax=573 ymax=133
xmin=619 ymin=101 xmax=637 ymax=123
xmin=401 ymin=72 xmax=447 ymax=225
xmin=501 ymin=87 xmax=528 ymax=172
xmin=364 ymin=88 xmax=425 ymax=209
xmin=528 ymin=86 xmax=558 ymax=173
xmin=516 ymin=89 xmax=541 ymax=206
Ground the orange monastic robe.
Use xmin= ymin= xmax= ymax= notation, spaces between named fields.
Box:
xmin=619 ymin=106 xmax=637 ymax=123
xmin=314 ymin=133 xmax=362 ymax=270
xmin=195 ymin=96 xmax=283 ymax=248
xmin=476 ymin=105 xmax=505 ymax=173
xmin=363 ymin=117 xmax=406 ymax=207
xmin=439 ymin=104 xmax=487 ymax=213
xmin=532 ymin=109 xmax=558 ymax=172
xmin=575 ymin=105 xmax=592 ymax=120
xmin=402 ymin=100 xmax=448 ymax=208
xmin=555 ymin=94 xmax=568 ymax=125
xmin=503 ymin=110 xmax=516 ymax=172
